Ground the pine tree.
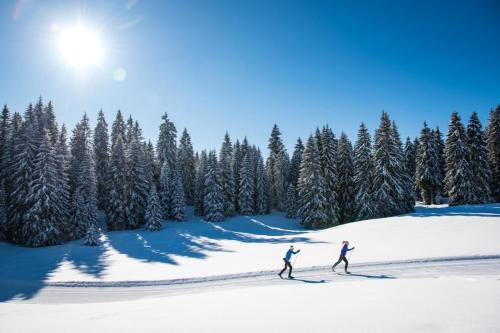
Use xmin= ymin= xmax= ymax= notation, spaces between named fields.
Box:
xmin=157 ymin=113 xmax=179 ymax=217
xmin=444 ymin=112 xmax=472 ymax=206
xmin=354 ymin=123 xmax=375 ymax=220
xmin=337 ymin=133 xmax=356 ymax=223
xmin=3 ymin=112 xmax=22 ymax=230
xmin=144 ymin=141 xmax=158 ymax=189
xmin=0 ymin=105 xmax=11 ymax=183
xmin=267 ymin=124 xmax=289 ymax=211
xmin=107 ymin=135 xmax=127 ymax=230
xmin=219 ymin=132 xmax=235 ymax=216
xmin=288 ymin=138 xmax=304 ymax=189
xmin=466 ymin=112 xmax=491 ymax=203
xmin=178 ymin=129 xmax=196 ymax=205
xmin=434 ymin=127 xmax=445 ymax=198
xmin=391 ymin=121 xmax=415 ymax=213
xmin=144 ymin=185 xmax=163 ymax=231
xmin=204 ymin=151 xmax=225 ymax=222
xmin=415 ymin=122 xmax=441 ymax=205
xmin=194 ymin=150 xmax=208 ymax=216
xmin=486 ymin=106 xmax=500 ymax=201
xmin=231 ymin=140 xmax=242 ymax=212
xmin=254 ymin=149 xmax=268 ymax=215
xmin=297 ymin=135 xmax=327 ymax=229
xmin=70 ymin=116 xmax=98 ymax=240
xmin=170 ymin=171 xmax=187 ymax=221
xmin=320 ymin=126 xmax=340 ymax=225
xmin=111 ymin=110 xmax=126 ymax=150
xmin=372 ymin=112 xmax=402 ymax=217
xmin=0 ymin=106 xmax=11 ymax=240
xmin=125 ymin=135 xmax=149 ymax=228
xmin=44 ymin=101 xmax=59 ymax=145
xmin=55 ymin=125 xmax=71 ymax=238
xmin=284 ymin=183 xmax=297 ymax=218
xmin=83 ymin=224 xmax=100 ymax=246
xmin=239 ymin=151 xmax=255 ymax=215
xmin=157 ymin=113 xmax=177 ymax=170
xmin=404 ymin=137 xmax=417 ymax=184
xmin=0 ymin=182 xmax=6 ymax=241
xmin=94 ymin=110 xmax=110 ymax=210
xmin=7 ymin=104 xmax=38 ymax=243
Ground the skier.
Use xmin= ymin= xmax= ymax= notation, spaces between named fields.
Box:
xmin=332 ymin=241 xmax=355 ymax=273
xmin=278 ymin=245 xmax=301 ymax=279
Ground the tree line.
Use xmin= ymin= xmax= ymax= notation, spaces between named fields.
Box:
xmin=0 ymin=98 xmax=498 ymax=247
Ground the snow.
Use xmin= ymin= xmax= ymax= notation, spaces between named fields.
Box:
xmin=1 ymin=204 xmax=499 ymax=288
xmin=1 ymin=203 xmax=500 ymax=332
xmin=1 ymin=263 xmax=500 ymax=332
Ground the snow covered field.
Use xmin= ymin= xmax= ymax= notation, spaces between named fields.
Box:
xmin=1 ymin=204 xmax=500 ymax=332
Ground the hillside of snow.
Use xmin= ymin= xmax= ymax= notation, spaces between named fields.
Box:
xmin=1 ymin=203 xmax=499 ymax=301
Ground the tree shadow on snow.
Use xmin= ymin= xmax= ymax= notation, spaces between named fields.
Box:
xmin=107 ymin=212 xmax=323 ymax=266
xmin=0 ymin=235 xmax=108 ymax=302
xmin=411 ymin=203 xmax=500 ymax=218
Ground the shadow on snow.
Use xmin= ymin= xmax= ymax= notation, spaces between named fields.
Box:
xmin=0 ymin=209 xmax=319 ymax=301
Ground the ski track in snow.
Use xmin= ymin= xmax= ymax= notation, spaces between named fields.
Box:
xmin=12 ymin=256 xmax=500 ymax=304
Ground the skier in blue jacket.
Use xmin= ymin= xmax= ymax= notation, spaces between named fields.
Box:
xmin=278 ymin=245 xmax=301 ymax=279
xmin=332 ymin=241 xmax=355 ymax=273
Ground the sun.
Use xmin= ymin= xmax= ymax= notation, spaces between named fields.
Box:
xmin=58 ymin=25 xmax=104 ymax=69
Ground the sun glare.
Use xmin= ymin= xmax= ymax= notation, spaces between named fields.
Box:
xmin=58 ymin=25 xmax=104 ymax=69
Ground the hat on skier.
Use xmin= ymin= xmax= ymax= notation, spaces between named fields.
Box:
xmin=290 ymin=245 xmax=294 ymax=249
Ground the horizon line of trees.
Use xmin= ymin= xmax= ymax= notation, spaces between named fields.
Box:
xmin=0 ymin=98 xmax=498 ymax=247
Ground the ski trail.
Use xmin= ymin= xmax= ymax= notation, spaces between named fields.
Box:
xmin=8 ymin=256 xmax=500 ymax=304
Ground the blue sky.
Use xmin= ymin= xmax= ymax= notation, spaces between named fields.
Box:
xmin=0 ymin=0 xmax=499 ymax=153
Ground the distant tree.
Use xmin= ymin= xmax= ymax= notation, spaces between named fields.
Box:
xmin=22 ymin=130 xmax=64 ymax=246
xmin=70 ymin=115 xmax=99 ymax=241
xmin=415 ymin=122 xmax=441 ymax=205
xmin=55 ymin=125 xmax=71 ymax=238
xmin=157 ymin=113 xmax=179 ymax=216
xmin=178 ymin=129 xmax=196 ymax=205
xmin=8 ymin=104 xmax=38 ymax=243
xmin=94 ymin=110 xmax=110 ymax=210
xmin=434 ymin=127 xmax=445 ymax=198
xmin=239 ymin=151 xmax=255 ymax=215
xmin=486 ymin=106 xmax=500 ymax=201
xmin=171 ymin=171 xmax=187 ymax=221
xmin=372 ymin=112 xmax=413 ymax=217
xmin=288 ymin=138 xmax=304 ymax=189
xmin=444 ymin=112 xmax=472 ymax=206
xmin=297 ymin=135 xmax=327 ymax=229
xmin=466 ymin=112 xmax=491 ymax=203
xmin=337 ymin=132 xmax=356 ymax=223
xmin=194 ymin=151 xmax=208 ymax=216
xmin=144 ymin=185 xmax=163 ymax=231
xmin=319 ymin=126 xmax=340 ymax=225
xmin=231 ymin=140 xmax=242 ymax=212
xmin=284 ymin=183 xmax=298 ymax=219
xmin=219 ymin=132 xmax=235 ymax=216
xmin=254 ymin=148 xmax=268 ymax=215
xmin=204 ymin=151 xmax=225 ymax=222
xmin=83 ymin=223 xmax=100 ymax=246
xmin=267 ymin=124 xmax=289 ymax=211
xmin=125 ymin=135 xmax=149 ymax=228
xmin=354 ymin=123 xmax=375 ymax=220
xmin=107 ymin=135 xmax=128 ymax=230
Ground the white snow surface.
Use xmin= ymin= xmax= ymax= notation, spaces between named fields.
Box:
xmin=1 ymin=203 xmax=500 ymax=332
xmin=1 ymin=203 xmax=499 ymax=287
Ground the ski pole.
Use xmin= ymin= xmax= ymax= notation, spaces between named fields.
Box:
xmin=293 ymin=252 xmax=300 ymax=266
xmin=348 ymin=248 xmax=355 ymax=260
